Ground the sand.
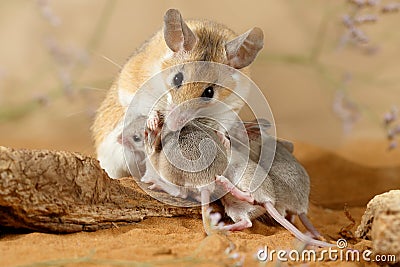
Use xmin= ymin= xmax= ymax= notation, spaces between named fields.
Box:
xmin=1 ymin=141 xmax=398 ymax=267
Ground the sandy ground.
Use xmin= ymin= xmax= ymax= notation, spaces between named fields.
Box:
xmin=1 ymin=1 xmax=400 ymax=266
xmin=1 ymin=141 xmax=399 ymax=267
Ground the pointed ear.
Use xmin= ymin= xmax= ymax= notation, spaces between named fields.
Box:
xmin=163 ymin=9 xmax=197 ymax=52
xmin=225 ymin=27 xmax=264 ymax=69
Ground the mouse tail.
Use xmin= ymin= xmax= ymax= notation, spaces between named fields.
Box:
xmin=201 ymin=189 xmax=212 ymax=236
xmin=263 ymin=202 xmax=334 ymax=247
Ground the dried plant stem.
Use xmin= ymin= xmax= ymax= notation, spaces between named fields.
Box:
xmin=0 ymin=0 xmax=117 ymax=122
xmin=310 ymin=8 xmax=332 ymax=62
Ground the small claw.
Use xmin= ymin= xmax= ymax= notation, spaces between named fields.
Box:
xmin=217 ymin=222 xmax=225 ymax=228
xmin=147 ymin=120 xmax=153 ymax=131
xmin=202 ymin=208 xmax=228 ymax=234
xmin=209 ymin=211 xmax=222 ymax=226
xmin=147 ymin=111 xmax=160 ymax=131
xmin=218 ymin=219 xmax=252 ymax=231
xmin=141 ymin=175 xmax=152 ymax=183
xmin=148 ymin=183 xmax=160 ymax=190
xmin=217 ymin=131 xmax=230 ymax=150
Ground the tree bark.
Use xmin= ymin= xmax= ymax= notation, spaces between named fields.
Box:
xmin=0 ymin=146 xmax=211 ymax=233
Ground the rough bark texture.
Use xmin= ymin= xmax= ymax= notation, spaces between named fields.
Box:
xmin=0 ymin=146 xmax=208 ymax=233
xmin=356 ymin=190 xmax=400 ymax=264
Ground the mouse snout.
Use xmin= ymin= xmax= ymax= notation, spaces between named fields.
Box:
xmin=165 ymin=106 xmax=196 ymax=132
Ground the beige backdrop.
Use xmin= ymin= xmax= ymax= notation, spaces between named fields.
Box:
xmin=0 ymin=0 xmax=399 ymax=164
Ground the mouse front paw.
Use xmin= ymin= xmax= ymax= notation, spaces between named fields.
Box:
xmin=147 ymin=111 xmax=160 ymax=131
xmin=216 ymin=131 xmax=230 ymax=150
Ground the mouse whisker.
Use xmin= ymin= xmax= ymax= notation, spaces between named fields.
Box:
xmin=193 ymin=120 xmax=269 ymax=157
xmin=80 ymin=86 xmax=107 ymax=92
xmin=96 ymin=53 xmax=123 ymax=69
xmin=142 ymin=96 xmax=168 ymax=110
xmin=64 ymin=109 xmax=92 ymax=118
xmin=275 ymin=136 xmax=294 ymax=143
xmin=192 ymin=120 xmax=263 ymax=157
xmin=208 ymin=117 xmax=272 ymax=128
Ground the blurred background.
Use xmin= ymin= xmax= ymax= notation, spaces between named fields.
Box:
xmin=1 ymin=0 xmax=399 ymax=165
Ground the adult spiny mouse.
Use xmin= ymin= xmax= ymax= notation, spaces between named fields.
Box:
xmin=92 ymin=9 xmax=264 ymax=178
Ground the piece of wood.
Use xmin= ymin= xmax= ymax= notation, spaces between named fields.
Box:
xmin=0 ymin=146 xmax=210 ymax=233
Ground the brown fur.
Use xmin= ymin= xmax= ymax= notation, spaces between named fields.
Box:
xmin=92 ymin=19 xmax=252 ymax=154
xmin=92 ymin=83 xmax=124 ymax=148
xmin=153 ymin=123 xmax=227 ymax=191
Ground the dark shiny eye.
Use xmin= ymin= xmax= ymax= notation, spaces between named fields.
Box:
xmin=133 ymin=135 xmax=141 ymax=142
xmin=201 ymin=86 xmax=214 ymax=99
xmin=173 ymin=72 xmax=183 ymax=88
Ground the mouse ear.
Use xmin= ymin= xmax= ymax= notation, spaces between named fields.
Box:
xmin=163 ymin=9 xmax=197 ymax=52
xmin=225 ymin=27 xmax=264 ymax=69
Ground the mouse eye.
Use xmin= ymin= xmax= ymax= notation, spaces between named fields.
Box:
xmin=133 ymin=135 xmax=141 ymax=142
xmin=173 ymin=72 xmax=183 ymax=88
xmin=201 ymin=86 xmax=214 ymax=99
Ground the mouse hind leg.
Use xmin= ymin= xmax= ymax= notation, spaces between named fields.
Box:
xmin=214 ymin=174 xmax=333 ymax=247
xmin=199 ymin=189 xmax=253 ymax=234
xmin=298 ymin=213 xmax=323 ymax=240
xmin=263 ymin=202 xmax=334 ymax=247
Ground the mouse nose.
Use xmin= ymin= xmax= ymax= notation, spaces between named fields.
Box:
xmin=165 ymin=108 xmax=193 ymax=132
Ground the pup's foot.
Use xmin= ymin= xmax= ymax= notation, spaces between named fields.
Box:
xmin=218 ymin=219 xmax=252 ymax=231
xmin=202 ymin=208 xmax=227 ymax=234
xmin=215 ymin=175 xmax=254 ymax=204
xmin=142 ymin=176 xmax=167 ymax=192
